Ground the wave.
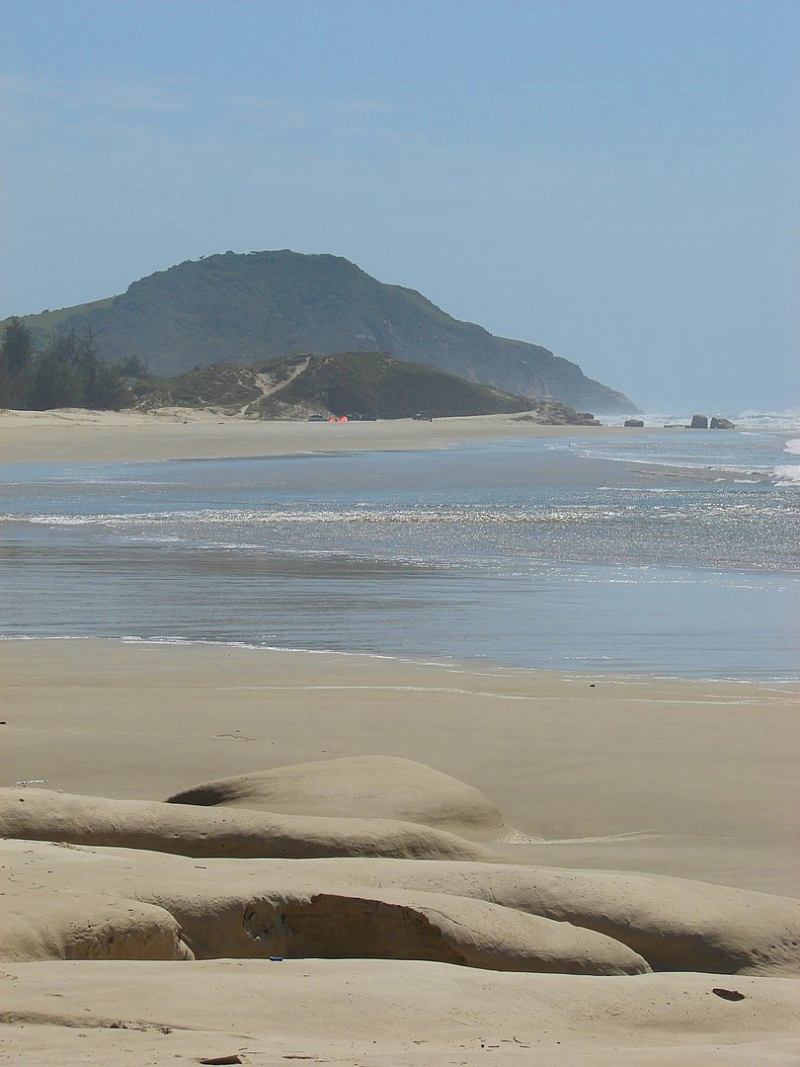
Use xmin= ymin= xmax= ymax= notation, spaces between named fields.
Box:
xmin=572 ymin=447 xmax=775 ymax=479
xmin=735 ymin=410 xmax=800 ymax=432
xmin=595 ymin=486 xmax=681 ymax=493
xmin=771 ymin=438 xmax=800 ymax=484
xmin=774 ymin=465 xmax=800 ymax=486
xmin=0 ymin=500 xmax=784 ymax=530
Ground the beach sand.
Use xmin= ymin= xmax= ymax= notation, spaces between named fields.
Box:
xmin=1 ymin=412 xmax=798 ymax=1064
xmin=0 ymin=406 xmax=637 ymax=464
xmin=1 ymin=639 xmax=799 ymax=1064
xmin=2 ymin=640 xmax=798 ymax=893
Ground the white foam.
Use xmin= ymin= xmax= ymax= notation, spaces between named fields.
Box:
xmin=736 ymin=409 xmax=800 ymax=432
xmin=774 ymin=465 xmax=800 ymax=485
xmin=773 ymin=436 xmax=800 ymax=483
xmin=596 ymin=486 xmax=680 ymax=493
xmin=0 ymin=506 xmax=636 ymax=528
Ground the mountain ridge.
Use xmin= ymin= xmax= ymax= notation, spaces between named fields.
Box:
xmin=8 ymin=250 xmax=638 ymax=413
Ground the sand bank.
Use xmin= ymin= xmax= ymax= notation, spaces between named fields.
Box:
xmin=0 ymin=406 xmax=637 ymax=464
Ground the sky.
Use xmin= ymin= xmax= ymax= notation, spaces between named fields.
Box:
xmin=2 ymin=0 xmax=798 ymax=412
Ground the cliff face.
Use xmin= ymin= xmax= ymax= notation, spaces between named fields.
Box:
xmin=13 ymin=251 xmax=638 ymax=412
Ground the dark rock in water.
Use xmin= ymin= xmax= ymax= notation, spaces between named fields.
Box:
xmin=689 ymin=414 xmax=708 ymax=429
xmin=624 ymin=419 xmax=645 ymax=428
xmin=710 ymin=417 xmax=735 ymax=430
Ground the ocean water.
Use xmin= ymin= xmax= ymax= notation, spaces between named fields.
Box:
xmin=1 ymin=418 xmax=798 ymax=678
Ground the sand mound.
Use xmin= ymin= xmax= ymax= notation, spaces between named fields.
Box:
xmin=166 ymin=754 xmax=506 ymax=835
xmin=3 ymin=840 xmax=799 ymax=977
xmin=270 ymin=858 xmax=800 ymax=977
xmin=0 ymin=787 xmax=490 ymax=861
xmin=156 ymin=884 xmax=649 ymax=975
xmin=1 ymin=892 xmax=193 ymax=962
xmin=0 ymin=841 xmax=645 ymax=974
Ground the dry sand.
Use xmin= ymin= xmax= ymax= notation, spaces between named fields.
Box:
xmin=0 ymin=405 xmax=637 ymax=464
xmin=1 ymin=639 xmax=799 ymax=1064
xmin=5 ymin=960 xmax=799 ymax=1066
xmin=2 ymin=640 xmax=797 ymax=892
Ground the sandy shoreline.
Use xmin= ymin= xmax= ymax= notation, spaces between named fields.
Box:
xmin=3 ymin=421 xmax=799 ymax=1064
xmin=2 ymin=639 xmax=799 ymax=1064
xmin=0 ymin=406 xmax=642 ymax=464
xmin=3 ymin=638 xmax=798 ymax=893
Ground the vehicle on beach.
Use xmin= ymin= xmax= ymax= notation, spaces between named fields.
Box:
xmin=307 ymin=413 xmax=326 ymax=422
xmin=413 ymin=411 xmax=433 ymax=421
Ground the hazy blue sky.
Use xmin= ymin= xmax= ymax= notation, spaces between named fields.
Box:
xmin=2 ymin=0 xmax=797 ymax=411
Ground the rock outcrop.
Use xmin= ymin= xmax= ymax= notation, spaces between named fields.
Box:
xmin=686 ymin=414 xmax=736 ymax=430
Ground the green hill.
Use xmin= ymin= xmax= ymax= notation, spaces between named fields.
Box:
xmin=9 ymin=250 xmax=637 ymax=413
xmin=132 ymin=351 xmax=600 ymax=423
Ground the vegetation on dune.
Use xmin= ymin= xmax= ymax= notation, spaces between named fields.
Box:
xmin=0 ymin=317 xmax=595 ymax=423
xmin=254 ymin=352 xmax=533 ymax=419
xmin=133 ymin=351 xmax=598 ymax=423
xmin=6 ymin=251 xmax=638 ymax=413
xmin=0 ymin=318 xmax=132 ymax=411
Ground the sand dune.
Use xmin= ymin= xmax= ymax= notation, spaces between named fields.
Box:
xmin=166 ymin=754 xmax=506 ymax=835
xmin=0 ymin=786 xmax=490 ymax=861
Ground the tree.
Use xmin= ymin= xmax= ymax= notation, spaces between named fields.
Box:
xmin=1 ymin=320 xmax=129 ymax=411
xmin=25 ymin=327 xmax=115 ymax=410
xmin=0 ymin=318 xmax=35 ymax=406
xmin=87 ymin=360 xmax=127 ymax=409
xmin=25 ymin=347 xmax=80 ymax=410
xmin=116 ymin=354 xmax=149 ymax=378
xmin=1 ymin=317 xmax=34 ymax=376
